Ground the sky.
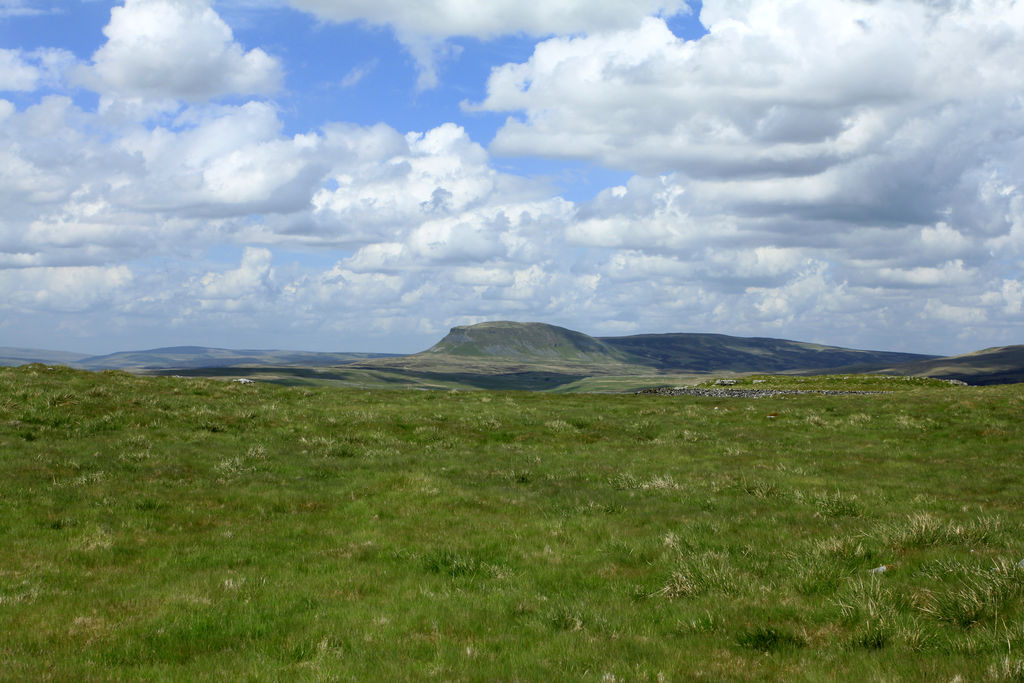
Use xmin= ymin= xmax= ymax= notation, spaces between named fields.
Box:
xmin=1 ymin=0 xmax=1022 ymax=356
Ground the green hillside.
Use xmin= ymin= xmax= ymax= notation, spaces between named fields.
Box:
xmin=886 ymin=345 xmax=1024 ymax=385
xmin=599 ymin=332 xmax=932 ymax=372
xmin=425 ymin=321 xmax=627 ymax=362
xmin=75 ymin=347 xmax=398 ymax=372
xmin=0 ymin=347 xmax=89 ymax=367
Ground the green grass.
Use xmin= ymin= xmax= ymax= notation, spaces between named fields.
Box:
xmin=2 ymin=365 xmax=1024 ymax=680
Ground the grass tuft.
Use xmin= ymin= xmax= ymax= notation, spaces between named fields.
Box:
xmin=735 ymin=626 xmax=807 ymax=652
xmin=919 ymin=559 xmax=1024 ymax=628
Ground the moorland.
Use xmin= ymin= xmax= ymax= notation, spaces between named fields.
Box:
xmin=2 ymin=363 xmax=1023 ymax=680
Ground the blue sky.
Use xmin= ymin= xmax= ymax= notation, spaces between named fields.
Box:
xmin=1 ymin=0 xmax=1022 ymax=355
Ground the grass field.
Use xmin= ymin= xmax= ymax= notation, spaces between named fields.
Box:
xmin=2 ymin=365 xmax=1023 ymax=680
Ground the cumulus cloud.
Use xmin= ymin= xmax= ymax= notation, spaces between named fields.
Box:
xmin=0 ymin=48 xmax=74 ymax=92
xmin=456 ymin=0 xmax=1024 ymax=348
xmin=0 ymin=49 xmax=40 ymax=91
xmin=475 ymin=1 xmax=1024 ymax=230
xmin=874 ymin=260 xmax=974 ymax=288
xmin=288 ymin=0 xmax=689 ymax=88
xmin=3 ymin=0 xmax=1023 ymax=355
xmin=923 ymin=299 xmax=987 ymax=325
xmin=77 ymin=0 xmax=282 ymax=102
xmin=0 ymin=265 xmax=133 ymax=312
xmin=305 ymin=122 xmax=573 ymax=251
xmin=0 ymin=88 xmax=569 ymax=273
xmin=0 ymin=97 xmax=320 ymax=272
xmin=192 ymin=247 xmax=277 ymax=311
xmin=1000 ymin=280 xmax=1024 ymax=316
xmin=478 ymin=3 xmax=1024 ymax=175
xmin=0 ymin=88 xmax=587 ymax=348
xmin=290 ymin=0 xmax=688 ymax=38
xmin=115 ymin=101 xmax=327 ymax=215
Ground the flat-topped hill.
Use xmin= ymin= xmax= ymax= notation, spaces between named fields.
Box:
xmin=346 ymin=321 xmax=944 ymax=390
xmin=415 ymin=321 xmax=934 ymax=373
xmin=425 ymin=321 xmax=625 ymax=363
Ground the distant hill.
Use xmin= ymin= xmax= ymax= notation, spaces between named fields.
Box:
xmin=884 ymin=345 xmax=1024 ymax=385
xmin=0 ymin=347 xmax=90 ymax=367
xmin=404 ymin=321 xmax=935 ymax=373
xmin=598 ymin=332 xmax=932 ymax=373
xmin=425 ymin=321 xmax=627 ymax=362
xmin=6 ymin=323 xmax=1019 ymax=389
xmin=3 ymin=346 xmax=398 ymax=372
xmin=350 ymin=321 xmax=943 ymax=389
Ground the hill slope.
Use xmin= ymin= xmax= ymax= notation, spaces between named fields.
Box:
xmin=885 ymin=345 xmax=1024 ymax=385
xmin=401 ymin=322 xmax=935 ymax=373
xmin=425 ymin=321 xmax=627 ymax=362
xmin=600 ymin=332 xmax=933 ymax=373
xmin=4 ymin=346 xmax=398 ymax=372
xmin=80 ymin=347 xmax=399 ymax=372
xmin=0 ymin=347 xmax=89 ymax=367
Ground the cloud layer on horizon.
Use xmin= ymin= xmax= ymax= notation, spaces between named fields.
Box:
xmin=0 ymin=0 xmax=1022 ymax=355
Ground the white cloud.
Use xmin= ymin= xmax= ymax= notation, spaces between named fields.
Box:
xmin=192 ymin=247 xmax=276 ymax=310
xmin=77 ymin=0 xmax=282 ymax=102
xmin=707 ymin=246 xmax=806 ymax=280
xmin=0 ymin=97 xmax=323 ymax=270
xmin=451 ymin=266 xmax=516 ymax=287
xmin=568 ymin=175 xmax=736 ymax=250
xmin=875 ymin=259 xmax=974 ymax=287
xmin=0 ymin=49 xmax=40 ymax=90
xmin=0 ymin=0 xmax=52 ymax=18
xmin=923 ymin=299 xmax=986 ymax=325
xmin=288 ymin=0 xmax=689 ymax=89
xmin=309 ymin=265 xmax=404 ymax=309
xmin=985 ymin=192 xmax=1024 ymax=254
xmin=290 ymin=0 xmax=688 ymax=39
xmin=918 ymin=222 xmax=971 ymax=258
xmin=307 ymin=122 xmax=573 ymax=249
xmin=452 ymin=0 xmax=1023 ymax=352
xmin=475 ymin=1 xmax=1024 ymax=227
xmin=1000 ymin=280 xmax=1023 ymax=315
xmin=0 ymin=265 xmax=133 ymax=312
xmin=0 ymin=48 xmax=75 ymax=92
xmin=339 ymin=59 xmax=378 ymax=88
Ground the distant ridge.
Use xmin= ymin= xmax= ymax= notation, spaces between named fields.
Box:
xmin=884 ymin=345 xmax=1024 ymax=385
xmin=0 ymin=347 xmax=89 ymax=367
xmin=5 ymin=322 xmax=1020 ymax=388
xmin=417 ymin=321 xmax=935 ymax=373
xmin=598 ymin=331 xmax=932 ymax=373
xmin=2 ymin=346 xmax=398 ymax=372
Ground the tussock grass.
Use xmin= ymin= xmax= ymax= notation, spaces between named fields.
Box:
xmin=1 ymin=365 xmax=1023 ymax=679
xmin=918 ymin=559 xmax=1024 ymax=628
xmin=657 ymin=551 xmax=742 ymax=599
xmin=884 ymin=513 xmax=1005 ymax=549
